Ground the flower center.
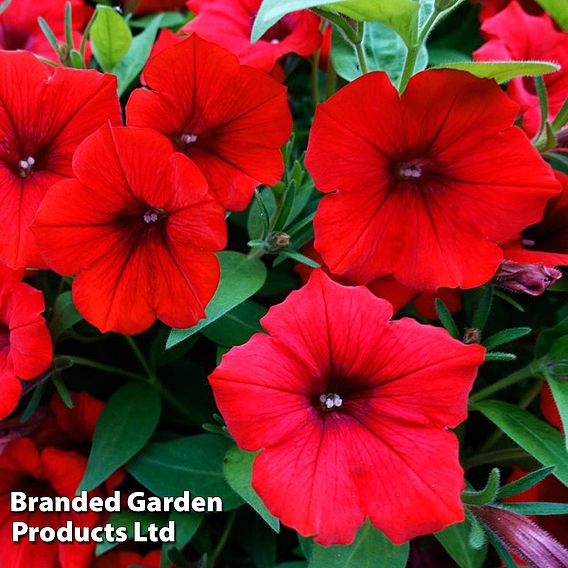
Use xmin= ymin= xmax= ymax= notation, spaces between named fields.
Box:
xmin=18 ymin=156 xmax=35 ymax=178
xmin=319 ymin=392 xmax=343 ymax=411
xmin=398 ymin=161 xmax=423 ymax=180
xmin=178 ymin=133 xmax=198 ymax=148
xmin=143 ymin=207 xmax=166 ymax=224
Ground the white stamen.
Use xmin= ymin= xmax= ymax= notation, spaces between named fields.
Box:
xmin=181 ymin=133 xmax=198 ymax=145
xmin=400 ymin=164 xmax=423 ymax=179
xmin=143 ymin=210 xmax=160 ymax=224
xmin=18 ymin=156 xmax=35 ymax=177
xmin=522 ymin=238 xmax=536 ymax=248
xmin=271 ymin=39 xmax=280 ymax=45
xmin=320 ymin=392 xmax=343 ymax=410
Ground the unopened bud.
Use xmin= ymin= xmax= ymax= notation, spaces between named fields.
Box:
xmin=471 ymin=505 xmax=568 ymax=568
xmin=267 ymin=232 xmax=291 ymax=252
xmin=492 ymin=260 xmax=562 ymax=296
xmin=463 ymin=328 xmax=481 ymax=344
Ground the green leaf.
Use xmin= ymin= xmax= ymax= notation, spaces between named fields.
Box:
xmin=50 ymin=291 xmax=83 ymax=339
xmin=484 ymin=352 xmax=517 ymax=362
xmin=497 ymin=466 xmax=555 ymax=499
xmin=53 ymin=373 xmax=74 ymax=409
xmin=534 ymin=0 xmax=568 ymax=30
xmin=166 ymin=251 xmax=267 ymax=349
xmin=78 ymin=382 xmax=161 ymax=492
xmin=483 ymin=327 xmax=532 ymax=351
xmin=252 ymin=1 xmax=342 ymax=42
xmin=536 ymin=315 xmax=568 ymax=360
xmin=309 ymin=521 xmax=409 ymax=567
xmin=431 ymin=61 xmax=559 ymax=83
xmin=161 ymin=512 xmax=203 ymax=568
xmin=328 ymin=0 xmax=420 ymax=46
xmin=113 ymin=14 xmax=163 ymax=96
xmin=38 ymin=17 xmax=59 ymax=52
xmin=484 ymin=528 xmax=517 ymax=568
xmin=546 ymin=376 xmax=568 ymax=448
xmin=203 ymin=300 xmax=267 ymax=347
xmin=462 ymin=468 xmax=501 ymax=505
xmin=435 ymin=519 xmax=487 ymax=568
xmin=435 ymin=298 xmax=460 ymax=339
xmin=331 ymin=21 xmax=428 ymax=82
xmin=127 ymin=434 xmax=243 ymax=509
xmin=252 ymin=0 xmax=420 ymax=47
xmin=499 ymin=502 xmax=568 ymax=515
xmin=278 ymin=249 xmax=321 ymax=268
xmin=96 ymin=512 xmax=168 ymax=555
xmin=477 ymin=401 xmax=568 ymax=486
xmin=224 ymin=447 xmax=280 ymax=532
xmin=130 ymin=11 xmax=188 ymax=28
xmin=248 ymin=187 xmax=276 ymax=241
xmin=90 ymin=5 xmax=132 ymax=72
xmin=471 ymin=287 xmax=493 ymax=332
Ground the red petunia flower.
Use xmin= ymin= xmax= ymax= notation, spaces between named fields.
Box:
xmin=32 ymin=125 xmax=227 ymax=335
xmin=209 ymin=270 xmax=485 ymax=545
xmin=502 ymin=171 xmax=568 ymax=267
xmin=133 ymin=0 xmax=187 ymax=15
xmin=295 ymin=242 xmax=462 ymax=320
xmin=0 ymin=391 xmax=118 ymax=568
xmin=0 ymin=51 xmax=121 ymax=269
xmin=0 ymin=265 xmax=52 ymax=421
xmin=0 ymin=0 xmax=92 ymax=59
xmin=474 ymin=1 xmax=568 ymax=136
xmin=305 ymin=69 xmax=560 ymax=293
xmin=182 ymin=0 xmax=322 ymax=72
xmin=127 ymin=34 xmax=292 ymax=211
xmin=94 ymin=549 xmax=162 ymax=567
xmin=473 ymin=0 xmax=542 ymax=21
xmin=0 ymin=439 xmax=100 ymax=568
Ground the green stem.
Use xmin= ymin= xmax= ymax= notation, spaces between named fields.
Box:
xmin=311 ymin=52 xmax=321 ymax=106
xmin=398 ymin=11 xmax=439 ymax=93
xmin=463 ymin=448 xmax=530 ymax=470
xmin=355 ymin=38 xmax=369 ymax=75
xmin=469 ymin=361 xmax=540 ymax=404
xmin=533 ymin=75 xmax=549 ymax=144
xmin=124 ymin=336 xmax=195 ymax=419
xmin=325 ymin=62 xmax=337 ymax=99
xmin=124 ymin=335 xmax=156 ymax=381
xmin=64 ymin=356 xmax=146 ymax=382
xmin=208 ymin=510 xmax=237 ymax=568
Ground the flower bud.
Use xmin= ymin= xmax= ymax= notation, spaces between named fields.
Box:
xmin=492 ymin=260 xmax=562 ymax=296
xmin=267 ymin=231 xmax=291 ymax=252
xmin=471 ymin=505 xmax=568 ymax=568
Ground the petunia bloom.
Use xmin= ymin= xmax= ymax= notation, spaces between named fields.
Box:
xmin=295 ymin=242 xmax=462 ymax=320
xmin=473 ymin=0 xmax=542 ymax=21
xmin=183 ymin=0 xmax=322 ymax=72
xmin=127 ymin=34 xmax=292 ymax=211
xmin=32 ymin=125 xmax=227 ymax=335
xmin=474 ymin=1 xmax=568 ymax=136
xmin=209 ymin=270 xmax=485 ymax=545
xmin=0 ymin=51 xmax=121 ymax=269
xmin=0 ymin=265 xmax=52 ymax=421
xmin=132 ymin=0 xmax=187 ymax=15
xmin=502 ymin=171 xmax=568 ymax=268
xmin=0 ymin=391 xmax=118 ymax=568
xmin=305 ymin=69 xmax=561 ymax=292
xmin=0 ymin=0 xmax=92 ymax=59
